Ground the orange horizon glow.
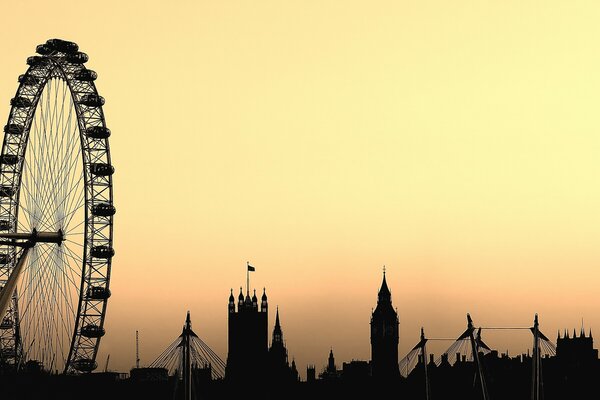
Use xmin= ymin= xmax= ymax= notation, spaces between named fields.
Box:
xmin=2 ymin=1 xmax=600 ymax=377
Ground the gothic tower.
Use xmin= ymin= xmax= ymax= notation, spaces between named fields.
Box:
xmin=268 ymin=307 xmax=296 ymax=382
xmin=226 ymin=287 xmax=268 ymax=381
xmin=370 ymin=269 xmax=399 ymax=379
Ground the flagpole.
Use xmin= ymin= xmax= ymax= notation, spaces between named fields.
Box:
xmin=246 ymin=261 xmax=249 ymax=295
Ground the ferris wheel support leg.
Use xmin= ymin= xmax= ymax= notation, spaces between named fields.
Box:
xmin=0 ymin=247 xmax=31 ymax=322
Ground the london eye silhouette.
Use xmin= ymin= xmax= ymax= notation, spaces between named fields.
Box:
xmin=0 ymin=39 xmax=114 ymax=374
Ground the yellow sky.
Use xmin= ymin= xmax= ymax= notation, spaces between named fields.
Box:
xmin=2 ymin=0 xmax=600 ymax=375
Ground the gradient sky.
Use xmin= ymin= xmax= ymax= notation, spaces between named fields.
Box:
xmin=2 ymin=0 xmax=600 ymax=377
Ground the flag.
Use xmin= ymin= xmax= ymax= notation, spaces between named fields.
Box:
xmin=247 ymin=263 xmax=255 ymax=272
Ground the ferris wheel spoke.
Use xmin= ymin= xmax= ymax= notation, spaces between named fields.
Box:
xmin=64 ymin=239 xmax=83 ymax=248
xmin=40 ymin=145 xmax=84 ymax=227
xmin=62 ymin=243 xmax=84 ymax=266
xmin=52 ymin=247 xmax=80 ymax=290
xmin=20 ymin=250 xmax=55 ymax=343
xmin=17 ymin=185 xmax=55 ymax=231
xmin=55 ymin=248 xmax=79 ymax=322
xmin=46 ymin=247 xmax=78 ymax=319
xmin=47 ymin=131 xmax=82 ymax=220
xmin=57 ymin=243 xmax=84 ymax=286
xmin=62 ymin=195 xmax=85 ymax=231
xmin=65 ymin=219 xmax=85 ymax=236
xmin=26 ymin=247 xmax=72 ymax=362
xmin=19 ymin=250 xmax=57 ymax=333
xmin=19 ymin=245 xmax=55 ymax=305
xmin=55 ymin=171 xmax=85 ymax=226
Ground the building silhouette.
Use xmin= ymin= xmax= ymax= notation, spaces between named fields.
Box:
xmin=225 ymin=287 xmax=268 ymax=381
xmin=268 ymin=307 xmax=298 ymax=382
xmin=370 ymin=270 xmax=399 ymax=379
xmin=319 ymin=349 xmax=341 ymax=380
xmin=557 ymin=328 xmax=598 ymax=368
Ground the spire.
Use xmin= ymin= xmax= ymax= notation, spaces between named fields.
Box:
xmin=272 ymin=306 xmax=283 ymax=345
xmin=229 ymin=289 xmax=235 ymax=302
xmin=275 ymin=307 xmax=281 ymax=328
xmin=378 ymin=267 xmax=391 ymax=303
xmin=238 ymin=287 xmax=244 ymax=302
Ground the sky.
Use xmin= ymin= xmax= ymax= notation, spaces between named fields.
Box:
xmin=2 ymin=0 xmax=600 ymax=377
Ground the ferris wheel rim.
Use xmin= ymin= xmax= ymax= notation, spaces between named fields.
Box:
xmin=0 ymin=38 xmax=114 ymax=374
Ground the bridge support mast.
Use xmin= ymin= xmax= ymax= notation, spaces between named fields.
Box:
xmin=467 ymin=314 xmax=489 ymax=400
xmin=531 ymin=314 xmax=541 ymax=400
xmin=420 ymin=328 xmax=430 ymax=400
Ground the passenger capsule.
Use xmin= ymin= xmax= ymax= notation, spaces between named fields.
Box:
xmin=86 ymin=126 xmax=110 ymax=139
xmin=86 ymin=286 xmax=111 ymax=300
xmin=18 ymin=74 xmax=40 ymax=86
xmin=66 ymin=52 xmax=88 ymax=64
xmin=79 ymin=94 xmax=105 ymax=107
xmin=0 ymin=186 xmax=15 ymax=197
xmin=11 ymin=97 xmax=32 ymax=108
xmin=0 ymin=318 xmax=12 ymax=330
xmin=90 ymin=245 xmax=114 ymax=259
xmin=90 ymin=163 xmax=114 ymax=177
xmin=81 ymin=324 xmax=105 ymax=338
xmin=4 ymin=124 xmax=24 ymax=135
xmin=0 ymin=220 xmax=12 ymax=231
xmin=26 ymin=56 xmax=48 ymax=66
xmin=0 ymin=253 xmax=9 ymax=264
xmin=0 ymin=155 xmax=19 ymax=165
xmin=36 ymin=44 xmax=53 ymax=55
xmin=74 ymin=69 xmax=97 ymax=82
xmin=46 ymin=39 xmax=79 ymax=54
xmin=92 ymin=203 xmax=116 ymax=217
xmin=71 ymin=358 xmax=97 ymax=372
xmin=0 ymin=348 xmax=15 ymax=358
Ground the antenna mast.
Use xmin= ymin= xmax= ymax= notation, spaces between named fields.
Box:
xmin=136 ymin=330 xmax=140 ymax=368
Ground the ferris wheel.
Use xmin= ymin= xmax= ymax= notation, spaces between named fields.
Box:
xmin=0 ymin=39 xmax=114 ymax=374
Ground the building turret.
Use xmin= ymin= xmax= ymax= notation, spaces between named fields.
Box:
xmin=291 ymin=359 xmax=299 ymax=381
xmin=261 ymin=288 xmax=268 ymax=313
xmin=229 ymin=289 xmax=235 ymax=313
xmin=327 ymin=349 xmax=336 ymax=374
xmin=237 ymin=287 xmax=244 ymax=309
xmin=252 ymin=289 xmax=258 ymax=310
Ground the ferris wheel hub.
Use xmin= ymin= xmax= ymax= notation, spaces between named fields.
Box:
xmin=0 ymin=229 xmax=64 ymax=247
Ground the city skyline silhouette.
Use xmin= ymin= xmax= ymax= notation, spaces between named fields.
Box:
xmin=2 ymin=2 xmax=600 ymax=398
